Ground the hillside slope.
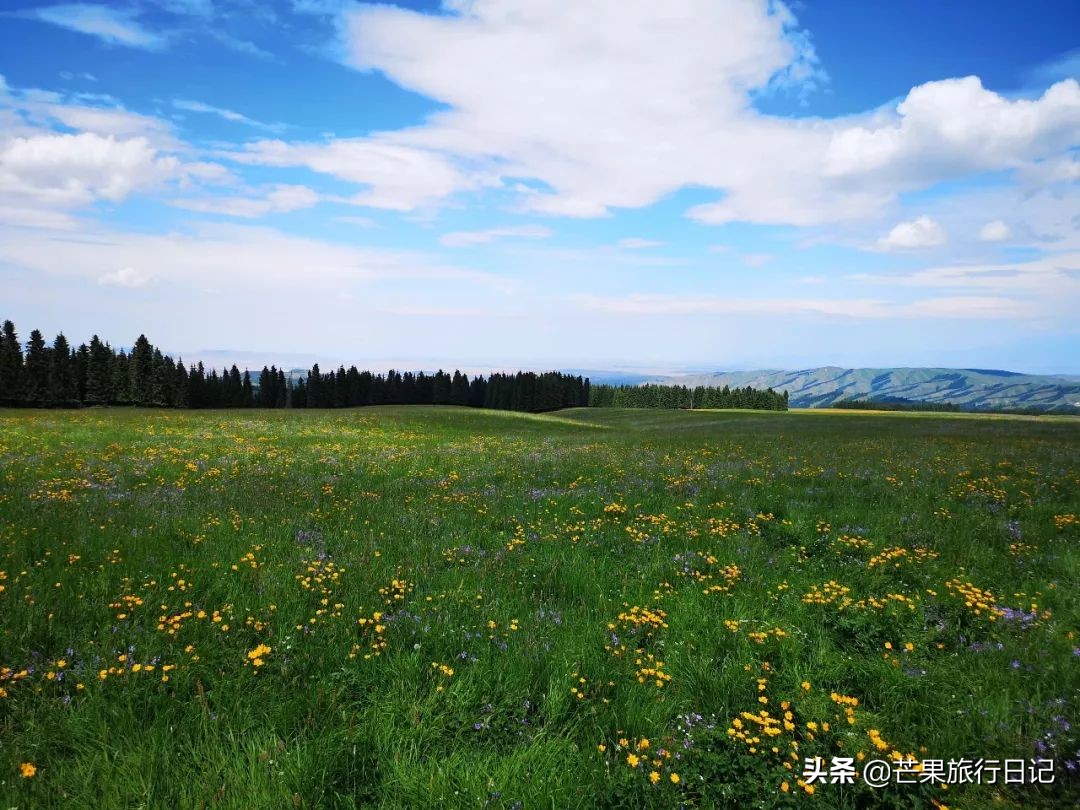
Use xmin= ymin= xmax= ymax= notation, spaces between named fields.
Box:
xmin=648 ymin=367 xmax=1080 ymax=411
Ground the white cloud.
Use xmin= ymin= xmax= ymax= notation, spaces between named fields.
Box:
xmin=0 ymin=77 xmax=239 ymax=220
xmin=98 ymin=267 xmax=153 ymax=288
xmin=573 ymin=292 xmax=1031 ymax=320
xmin=616 ymin=237 xmax=664 ymax=249
xmin=856 ymin=252 xmax=1080 ymax=298
xmin=171 ymin=184 xmax=321 ymax=218
xmin=21 ymin=4 xmax=166 ymax=50
xmin=226 ymin=137 xmax=488 ymax=211
xmin=979 ymin=220 xmax=1012 ymax=242
xmin=173 ymin=99 xmax=283 ymax=131
xmin=0 ymin=221 xmax=518 ymax=293
xmin=876 ymin=215 xmax=946 ymax=251
xmin=151 ymin=0 xmax=215 ymax=17
xmin=0 ymin=205 xmax=80 ymax=230
xmin=339 ymin=0 xmax=820 ymax=219
xmin=0 ymin=132 xmax=180 ymax=208
xmin=334 ymin=215 xmax=378 ymax=228
xmin=823 ymin=77 xmax=1080 ymax=184
xmin=0 ymin=77 xmax=179 ymax=148
xmin=44 ymin=104 xmax=178 ymax=145
xmin=440 ymin=224 xmax=552 ymax=247
xmin=324 ymin=1 xmax=1080 ymax=227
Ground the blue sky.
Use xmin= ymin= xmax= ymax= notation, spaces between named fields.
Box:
xmin=0 ymin=0 xmax=1078 ymax=374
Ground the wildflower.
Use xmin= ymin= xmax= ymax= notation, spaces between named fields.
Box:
xmin=801 ymin=681 xmax=811 ymax=691
xmin=649 ymin=771 xmax=661 ymax=784
xmin=20 ymin=762 xmax=37 ymax=778
xmin=246 ymin=643 xmax=272 ymax=667
xmin=670 ymin=773 xmax=680 ymax=784
xmin=597 ymin=744 xmax=606 ymax=753
xmin=627 ymin=753 xmax=640 ymax=768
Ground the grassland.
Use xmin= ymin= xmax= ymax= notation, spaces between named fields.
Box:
xmin=1 ymin=406 xmax=1078 ymax=808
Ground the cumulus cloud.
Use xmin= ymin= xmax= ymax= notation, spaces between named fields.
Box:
xmin=823 ymin=77 xmax=1080 ymax=183
xmin=439 ymin=224 xmax=552 ymax=247
xmin=0 ymin=132 xmax=180 ymax=208
xmin=20 ymin=4 xmax=166 ymax=50
xmin=0 ymin=77 xmax=238 ymax=222
xmin=876 ymin=216 xmax=947 ymax=251
xmin=979 ymin=220 xmax=1012 ymax=242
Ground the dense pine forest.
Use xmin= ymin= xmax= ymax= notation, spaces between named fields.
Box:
xmin=832 ymin=398 xmax=961 ymax=412
xmin=0 ymin=320 xmax=786 ymax=412
xmin=589 ymin=382 xmax=788 ymax=410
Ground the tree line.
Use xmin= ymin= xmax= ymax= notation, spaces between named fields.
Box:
xmin=832 ymin=398 xmax=960 ymax=412
xmin=0 ymin=320 xmax=787 ymax=413
xmin=0 ymin=321 xmax=589 ymax=412
xmin=589 ymin=383 xmax=788 ymax=410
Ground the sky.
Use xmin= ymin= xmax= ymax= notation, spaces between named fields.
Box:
xmin=0 ymin=0 xmax=1078 ymax=374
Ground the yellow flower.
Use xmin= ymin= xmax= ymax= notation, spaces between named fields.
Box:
xmin=801 ymin=681 xmax=810 ymax=691
xmin=670 ymin=773 xmax=680 ymax=784
xmin=246 ymin=643 xmax=272 ymax=665
xmin=19 ymin=762 xmax=37 ymax=778
xmin=597 ymin=744 xmax=606 ymax=753
xmin=649 ymin=771 xmax=661 ymax=784
xmin=637 ymin=738 xmax=650 ymax=750
xmin=627 ymin=753 xmax=640 ymax=768
xmin=884 ymin=642 xmax=893 ymax=650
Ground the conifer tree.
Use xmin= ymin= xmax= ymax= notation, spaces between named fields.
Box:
xmin=112 ymin=350 xmax=132 ymax=404
xmin=48 ymin=333 xmax=76 ymax=405
xmin=74 ymin=343 xmax=90 ymax=403
xmin=23 ymin=329 xmax=49 ymax=406
xmin=129 ymin=335 xmax=155 ymax=406
xmin=0 ymin=320 xmax=24 ymax=405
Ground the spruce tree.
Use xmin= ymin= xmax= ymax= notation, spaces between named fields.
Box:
xmin=23 ymin=330 xmax=49 ymax=406
xmin=129 ymin=335 xmax=155 ymax=406
xmin=112 ymin=350 xmax=131 ymax=404
xmin=74 ymin=343 xmax=90 ymax=403
xmin=47 ymin=333 xmax=76 ymax=405
xmin=0 ymin=320 xmax=24 ymax=404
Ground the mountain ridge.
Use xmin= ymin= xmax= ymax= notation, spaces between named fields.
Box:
xmin=645 ymin=367 xmax=1080 ymax=411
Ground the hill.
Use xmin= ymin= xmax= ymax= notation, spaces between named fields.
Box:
xmin=647 ymin=366 xmax=1080 ymax=411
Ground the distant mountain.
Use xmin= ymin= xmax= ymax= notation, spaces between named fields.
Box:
xmin=559 ymin=368 xmax=655 ymax=386
xmin=647 ymin=367 xmax=1080 ymax=412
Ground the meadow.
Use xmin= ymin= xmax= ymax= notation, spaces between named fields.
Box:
xmin=0 ymin=406 xmax=1077 ymax=808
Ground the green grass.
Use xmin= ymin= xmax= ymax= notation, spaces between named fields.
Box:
xmin=0 ymin=406 xmax=1078 ymax=808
